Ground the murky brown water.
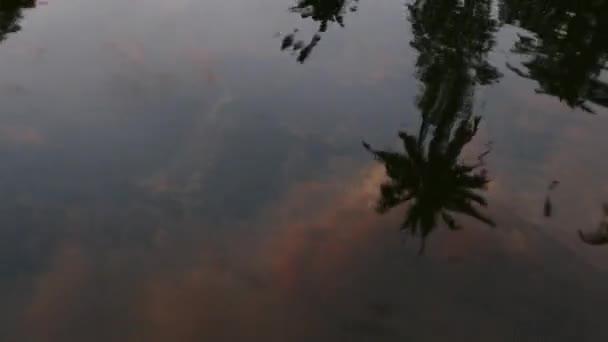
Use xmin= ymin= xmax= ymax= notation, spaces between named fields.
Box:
xmin=1 ymin=0 xmax=608 ymax=341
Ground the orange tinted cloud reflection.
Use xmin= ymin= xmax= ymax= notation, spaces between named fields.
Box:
xmin=0 ymin=124 xmax=45 ymax=146
xmin=19 ymin=157 xmax=603 ymax=340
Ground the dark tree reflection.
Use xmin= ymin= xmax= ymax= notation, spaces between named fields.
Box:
xmin=0 ymin=0 xmax=36 ymax=42
xmin=409 ymin=0 xmax=501 ymax=138
xmin=364 ymin=0 xmax=499 ymax=253
xmin=280 ymin=0 xmax=358 ymax=63
xmin=579 ymin=203 xmax=608 ymax=246
xmin=290 ymin=0 xmax=359 ymax=33
xmin=364 ymin=116 xmax=494 ymax=254
xmin=500 ymin=0 xmax=608 ymax=112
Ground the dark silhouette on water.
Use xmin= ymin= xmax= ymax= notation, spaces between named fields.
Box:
xmin=543 ymin=180 xmax=559 ymax=218
xmin=280 ymin=29 xmax=297 ymax=50
xmin=500 ymin=0 xmax=608 ymax=112
xmin=578 ymin=203 xmax=608 ymax=246
xmin=364 ymin=116 xmax=494 ymax=254
xmin=0 ymin=0 xmax=36 ymax=42
xmin=280 ymin=0 xmax=358 ymax=63
xmin=364 ymin=0 xmax=499 ymax=253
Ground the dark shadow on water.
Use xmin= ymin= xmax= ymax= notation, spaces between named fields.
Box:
xmin=0 ymin=0 xmax=36 ymax=43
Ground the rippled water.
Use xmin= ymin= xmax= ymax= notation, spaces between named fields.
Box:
xmin=1 ymin=0 xmax=608 ymax=341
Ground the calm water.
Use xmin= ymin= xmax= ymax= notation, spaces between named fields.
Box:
xmin=1 ymin=0 xmax=608 ymax=340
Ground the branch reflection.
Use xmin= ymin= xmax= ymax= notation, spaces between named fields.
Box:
xmin=0 ymin=0 xmax=36 ymax=43
xmin=279 ymin=0 xmax=359 ymax=63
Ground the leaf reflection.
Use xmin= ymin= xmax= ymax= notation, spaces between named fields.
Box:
xmin=0 ymin=0 xmax=36 ymax=43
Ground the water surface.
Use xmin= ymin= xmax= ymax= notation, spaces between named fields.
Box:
xmin=1 ymin=0 xmax=608 ymax=341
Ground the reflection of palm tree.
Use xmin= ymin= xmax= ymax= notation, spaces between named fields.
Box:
xmin=0 ymin=0 xmax=36 ymax=42
xmin=363 ymin=0 xmax=498 ymax=253
xmin=364 ymin=116 xmax=494 ymax=254
xmin=280 ymin=0 xmax=358 ymax=63
xmin=500 ymin=0 xmax=608 ymax=112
